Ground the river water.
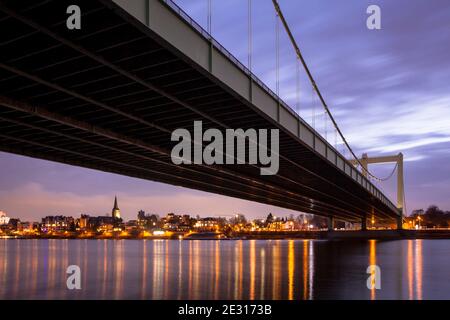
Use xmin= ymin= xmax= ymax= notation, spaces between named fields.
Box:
xmin=0 ymin=239 xmax=448 ymax=300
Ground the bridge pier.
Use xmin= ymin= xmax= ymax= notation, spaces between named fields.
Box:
xmin=361 ymin=216 xmax=367 ymax=231
xmin=327 ymin=217 xmax=334 ymax=232
xmin=397 ymin=215 xmax=403 ymax=230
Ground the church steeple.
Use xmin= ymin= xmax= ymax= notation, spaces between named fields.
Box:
xmin=113 ymin=196 xmax=118 ymax=210
xmin=112 ymin=195 xmax=121 ymax=219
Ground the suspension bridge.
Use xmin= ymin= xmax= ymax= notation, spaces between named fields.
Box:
xmin=0 ymin=0 xmax=403 ymax=229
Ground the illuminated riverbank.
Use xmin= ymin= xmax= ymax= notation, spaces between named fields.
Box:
xmin=4 ymin=229 xmax=450 ymax=240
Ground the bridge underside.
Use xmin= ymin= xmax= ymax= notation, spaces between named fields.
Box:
xmin=0 ymin=0 xmax=398 ymax=223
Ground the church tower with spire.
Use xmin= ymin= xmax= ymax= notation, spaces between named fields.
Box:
xmin=112 ymin=196 xmax=121 ymax=219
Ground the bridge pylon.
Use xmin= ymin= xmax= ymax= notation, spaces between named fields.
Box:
xmin=350 ymin=153 xmax=404 ymax=230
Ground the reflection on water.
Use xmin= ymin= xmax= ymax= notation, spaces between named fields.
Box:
xmin=369 ymin=239 xmax=376 ymax=300
xmin=0 ymin=239 xmax=448 ymax=300
xmin=413 ymin=240 xmax=423 ymax=300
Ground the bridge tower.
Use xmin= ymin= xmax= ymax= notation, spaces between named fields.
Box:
xmin=350 ymin=153 xmax=404 ymax=230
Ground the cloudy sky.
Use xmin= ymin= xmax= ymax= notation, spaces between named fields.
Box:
xmin=1 ymin=0 xmax=449 ymax=221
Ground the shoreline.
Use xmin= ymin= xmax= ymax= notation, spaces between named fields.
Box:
xmin=3 ymin=229 xmax=450 ymax=240
xmin=237 ymin=229 xmax=450 ymax=240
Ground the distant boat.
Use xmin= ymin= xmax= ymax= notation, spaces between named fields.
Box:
xmin=183 ymin=232 xmax=226 ymax=240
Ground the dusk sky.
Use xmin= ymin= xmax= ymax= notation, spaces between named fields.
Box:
xmin=1 ymin=0 xmax=449 ymax=221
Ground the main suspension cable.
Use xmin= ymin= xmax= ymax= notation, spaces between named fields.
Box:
xmin=271 ymin=0 xmax=393 ymax=182
xmin=383 ymin=162 xmax=399 ymax=181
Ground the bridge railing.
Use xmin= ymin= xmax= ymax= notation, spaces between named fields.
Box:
xmin=161 ymin=0 xmax=289 ymax=113
xmin=159 ymin=0 xmax=398 ymax=214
